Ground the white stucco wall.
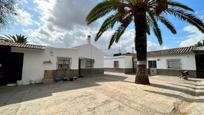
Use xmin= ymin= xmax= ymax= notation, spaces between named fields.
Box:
xmin=196 ymin=46 xmax=204 ymax=50
xmin=104 ymin=56 xmax=133 ymax=68
xmin=11 ymin=47 xmax=79 ymax=85
xmin=11 ymin=44 xmax=104 ymax=85
xmin=74 ymin=44 xmax=104 ymax=68
xmin=44 ymin=48 xmax=79 ymax=70
xmin=11 ymin=48 xmax=46 ymax=84
xmin=104 ymin=54 xmax=196 ymax=70
xmin=147 ymin=54 xmax=196 ymax=70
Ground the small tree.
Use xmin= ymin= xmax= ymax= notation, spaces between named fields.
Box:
xmin=0 ymin=0 xmax=16 ymax=27
xmin=4 ymin=34 xmax=28 ymax=43
xmin=195 ymin=40 xmax=204 ymax=47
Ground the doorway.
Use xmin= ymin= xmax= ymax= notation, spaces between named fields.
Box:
xmin=0 ymin=52 xmax=24 ymax=85
xmin=78 ymin=58 xmax=94 ymax=76
xmin=196 ymin=54 xmax=204 ymax=78
xmin=148 ymin=60 xmax=157 ymax=75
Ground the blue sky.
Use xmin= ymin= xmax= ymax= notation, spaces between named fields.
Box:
xmin=0 ymin=0 xmax=204 ymax=55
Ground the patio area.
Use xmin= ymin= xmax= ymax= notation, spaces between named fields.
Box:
xmin=0 ymin=72 xmax=204 ymax=115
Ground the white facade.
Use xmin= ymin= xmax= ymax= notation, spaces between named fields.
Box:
xmin=147 ymin=54 xmax=196 ymax=70
xmin=104 ymin=54 xmax=197 ymax=70
xmin=104 ymin=56 xmax=133 ymax=69
xmin=74 ymin=44 xmax=104 ymax=69
xmin=196 ymin=47 xmax=204 ymax=50
xmin=11 ymin=43 xmax=104 ymax=85
xmin=104 ymin=46 xmax=204 ymax=77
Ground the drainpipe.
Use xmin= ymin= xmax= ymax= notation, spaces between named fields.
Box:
xmin=78 ymin=58 xmax=81 ymax=76
xmin=132 ymin=56 xmax=135 ymax=74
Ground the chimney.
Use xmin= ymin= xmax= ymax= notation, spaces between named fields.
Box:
xmin=87 ymin=35 xmax=91 ymax=44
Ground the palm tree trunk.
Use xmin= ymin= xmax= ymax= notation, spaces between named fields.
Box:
xmin=134 ymin=12 xmax=150 ymax=85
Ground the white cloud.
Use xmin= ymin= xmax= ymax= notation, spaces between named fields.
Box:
xmin=179 ymin=25 xmax=204 ymax=47
xmin=19 ymin=0 xmax=28 ymax=4
xmin=33 ymin=0 xmax=56 ymax=22
xmin=25 ymin=0 xmax=167 ymax=55
xmin=147 ymin=41 xmax=160 ymax=51
xmin=15 ymin=7 xmax=33 ymax=26
xmin=27 ymin=0 xmax=99 ymax=47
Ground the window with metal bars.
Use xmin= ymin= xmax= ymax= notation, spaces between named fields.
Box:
xmin=114 ymin=61 xmax=119 ymax=68
xmin=167 ymin=59 xmax=181 ymax=70
xmin=85 ymin=59 xmax=94 ymax=68
xmin=57 ymin=57 xmax=71 ymax=70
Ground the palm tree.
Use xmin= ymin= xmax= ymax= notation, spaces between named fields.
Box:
xmin=4 ymin=34 xmax=28 ymax=43
xmin=195 ymin=40 xmax=204 ymax=47
xmin=86 ymin=0 xmax=204 ymax=85
xmin=0 ymin=0 xmax=16 ymax=27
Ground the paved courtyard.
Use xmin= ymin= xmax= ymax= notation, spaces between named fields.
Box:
xmin=0 ymin=72 xmax=204 ymax=115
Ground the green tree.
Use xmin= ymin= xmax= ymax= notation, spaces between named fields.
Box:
xmin=195 ymin=40 xmax=204 ymax=47
xmin=86 ymin=0 xmax=204 ymax=85
xmin=4 ymin=34 xmax=28 ymax=43
xmin=0 ymin=0 xmax=16 ymax=27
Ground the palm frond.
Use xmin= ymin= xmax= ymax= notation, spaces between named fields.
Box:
xmin=158 ymin=16 xmax=177 ymax=34
xmin=167 ymin=0 xmax=194 ymax=12
xmin=166 ymin=8 xmax=204 ymax=33
xmin=95 ymin=14 xmax=121 ymax=41
xmin=108 ymin=14 xmax=132 ymax=49
xmin=4 ymin=34 xmax=16 ymax=42
xmin=146 ymin=17 xmax=151 ymax=35
xmin=115 ymin=24 xmax=130 ymax=43
xmin=148 ymin=11 xmax=163 ymax=45
xmin=86 ymin=0 xmax=127 ymax=25
xmin=108 ymin=24 xmax=127 ymax=49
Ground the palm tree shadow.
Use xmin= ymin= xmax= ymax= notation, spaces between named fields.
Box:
xmin=145 ymin=90 xmax=204 ymax=103
xmin=169 ymin=83 xmax=204 ymax=90
xmin=146 ymin=82 xmax=204 ymax=103
xmin=150 ymin=83 xmax=196 ymax=96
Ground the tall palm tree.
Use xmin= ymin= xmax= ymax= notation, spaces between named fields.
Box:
xmin=4 ymin=34 xmax=28 ymax=43
xmin=86 ymin=0 xmax=204 ymax=85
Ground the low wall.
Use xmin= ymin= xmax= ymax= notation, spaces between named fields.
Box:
xmin=104 ymin=68 xmax=135 ymax=74
xmin=157 ymin=69 xmax=197 ymax=78
xmin=80 ymin=68 xmax=104 ymax=75
xmin=105 ymin=68 xmax=197 ymax=77
xmin=43 ymin=68 xmax=104 ymax=83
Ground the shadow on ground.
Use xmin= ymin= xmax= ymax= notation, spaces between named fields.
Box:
xmin=0 ymin=74 xmax=127 ymax=107
xmin=145 ymin=81 xmax=204 ymax=103
xmin=150 ymin=83 xmax=196 ymax=96
xmin=145 ymin=90 xmax=204 ymax=103
xmin=169 ymin=83 xmax=204 ymax=90
xmin=150 ymin=83 xmax=204 ymax=97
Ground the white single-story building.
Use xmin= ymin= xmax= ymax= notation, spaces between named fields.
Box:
xmin=104 ymin=56 xmax=134 ymax=74
xmin=0 ymin=39 xmax=104 ymax=85
xmin=104 ymin=46 xmax=204 ymax=78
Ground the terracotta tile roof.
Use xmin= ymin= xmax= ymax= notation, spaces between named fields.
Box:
xmin=147 ymin=46 xmax=194 ymax=57
xmin=122 ymin=46 xmax=195 ymax=57
xmin=0 ymin=40 xmax=45 ymax=49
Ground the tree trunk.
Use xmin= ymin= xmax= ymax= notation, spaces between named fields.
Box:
xmin=134 ymin=12 xmax=150 ymax=85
